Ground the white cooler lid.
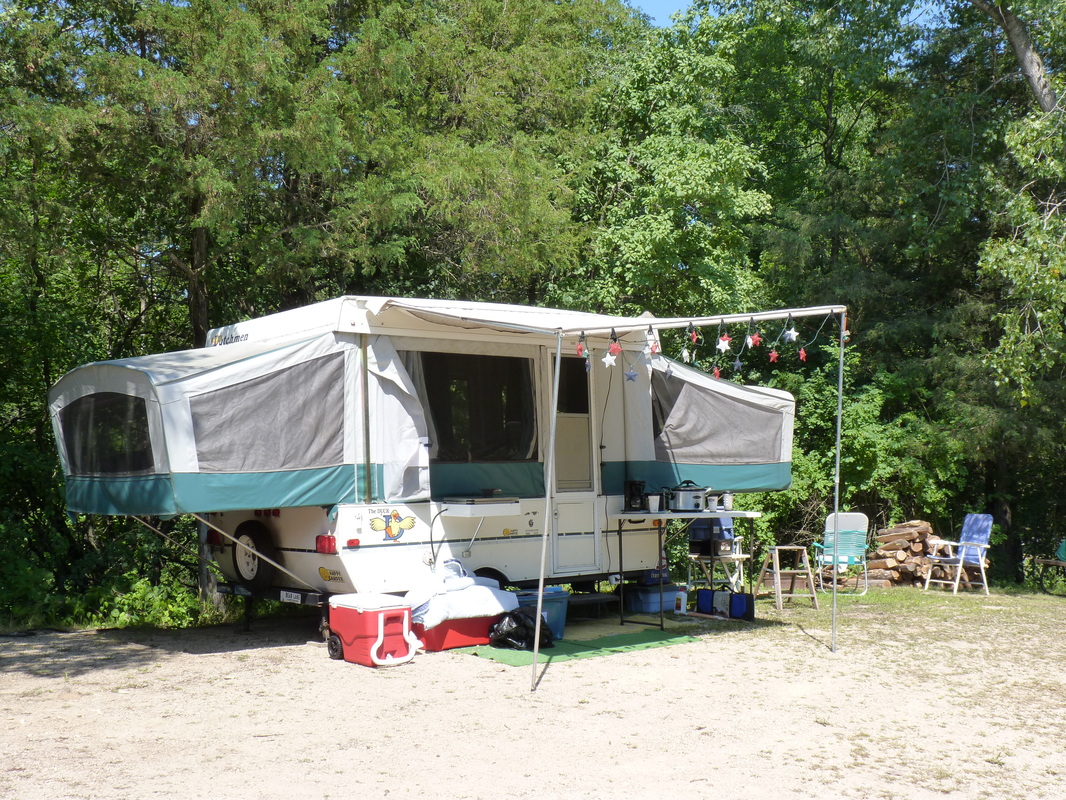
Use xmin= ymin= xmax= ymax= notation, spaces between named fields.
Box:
xmin=328 ymin=592 xmax=410 ymax=611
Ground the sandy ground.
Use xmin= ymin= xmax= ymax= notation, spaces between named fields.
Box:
xmin=2 ymin=590 xmax=1064 ymax=800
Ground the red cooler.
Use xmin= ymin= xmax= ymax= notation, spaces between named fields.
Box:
xmin=412 ymin=615 xmax=502 ymax=651
xmin=328 ymin=593 xmax=419 ymax=667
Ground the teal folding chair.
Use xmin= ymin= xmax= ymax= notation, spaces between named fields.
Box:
xmin=812 ymin=512 xmax=870 ymax=595
xmin=1036 ymin=539 xmax=1066 ymax=596
xmin=923 ymin=513 xmax=993 ymax=595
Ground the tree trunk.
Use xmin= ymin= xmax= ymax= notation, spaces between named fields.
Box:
xmin=188 ymin=263 xmax=210 ymax=349
xmin=970 ymin=1 xmax=1059 ymax=113
xmin=188 ymin=205 xmax=211 ymax=348
xmin=990 ymin=451 xmax=1025 ymax=583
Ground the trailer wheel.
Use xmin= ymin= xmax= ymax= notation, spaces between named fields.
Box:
xmin=473 ymin=567 xmax=509 ymax=588
xmin=326 ymin=634 xmax=344 ymax=660
xmin=229 ymin=521 xmax=277 ymax=591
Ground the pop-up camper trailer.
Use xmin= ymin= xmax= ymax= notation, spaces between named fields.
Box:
xmin=48 ymin=297 xmax=834 ymax=609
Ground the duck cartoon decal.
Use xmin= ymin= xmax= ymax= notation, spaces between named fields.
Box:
xmin=370 ymin=510 xmax=416 ymax=541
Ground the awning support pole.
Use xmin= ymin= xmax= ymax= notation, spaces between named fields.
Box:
xmin=361 ymin=334 xmax=372 ymax=505
xmin=831 ymin=310 xmax=847 ymax=653
xmin=532 ymin=331 xmax=564 ymax=691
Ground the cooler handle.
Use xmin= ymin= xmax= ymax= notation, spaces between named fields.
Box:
xmin=370 ymin=609 xmax=419 ymax=667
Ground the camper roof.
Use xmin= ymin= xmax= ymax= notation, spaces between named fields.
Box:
xmin=206 ymin=296 xmax=847 ymax=348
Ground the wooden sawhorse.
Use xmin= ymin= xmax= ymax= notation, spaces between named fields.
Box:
xmin=755 ymin=546 xmax=819 ymax=611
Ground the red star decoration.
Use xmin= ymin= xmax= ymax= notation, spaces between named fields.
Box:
xmin=798 ymin=347 xmax=807 ymax=362
xmin=748 ymin=332 xmax=762 ymax=347
xmin=713 ymin=366 xmax=721 ymax=379
xmin=690 ymin=328 xmax=699 ymax=343
xmin=769 ymin=349 xmax=779 ymax=363
xmin=608 ymin=341 xmax=622 ymax=356
xmin=576 ymin=343 xmax=584 ymax=357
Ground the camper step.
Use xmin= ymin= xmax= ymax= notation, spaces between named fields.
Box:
xmin=564 ymin=592 xmax=619 ymax=617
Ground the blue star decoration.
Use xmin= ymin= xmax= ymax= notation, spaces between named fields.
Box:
xmin=624 ymin=368 xmax=638 ymax=382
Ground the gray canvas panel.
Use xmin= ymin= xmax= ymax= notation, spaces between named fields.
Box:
xmin=191 ymin=353 xmax=344 ymax=472
xmin=652 ymin=370 xmax=782 ymax=464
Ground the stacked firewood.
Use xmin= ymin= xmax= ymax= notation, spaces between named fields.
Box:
xmin=867 ymin=519 xmax=985 ymax=588
xmin=867 ymin=520 xmax=934 ymax=587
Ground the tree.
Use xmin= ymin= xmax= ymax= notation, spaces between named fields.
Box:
xmin=346 ymin=0 xmax=641 ymax=305
xmin=563 ymin=14 xmax=772 ymax=317
xmin=968 ymin=0 xmax=1059 ymax=112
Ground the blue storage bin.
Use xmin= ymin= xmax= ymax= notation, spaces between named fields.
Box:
xmin=696 ymin=588 xmax=714 ymax=614
xmin=515 ymin=589 xmax=569 ymax=640
xmin=624 ymin=584 xmax=684 ymax=614
xmin=640 ymin=567 xmax=671 ymax=585
xmin=689 ymin=518 xmax=712 ymax=541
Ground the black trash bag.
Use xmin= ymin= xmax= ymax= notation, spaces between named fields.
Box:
xmin=489 ymin=606 xmax=554 ymax=650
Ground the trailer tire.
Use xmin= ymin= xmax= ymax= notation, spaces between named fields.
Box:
xmin=326 ymin=633 xmax=344 ymax=660
xmin=473 ymin=567 xmax=509 ymax=588
xmin=229 ymin=521 xmax=277 ymax=591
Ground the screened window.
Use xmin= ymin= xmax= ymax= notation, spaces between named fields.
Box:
xmin=420 ymin=352 xmax=537 ymax=463
xmin=556 ymin=356 xmax=589 ymax=414
xmin=60 ymin=392 xmax=155 ymax=476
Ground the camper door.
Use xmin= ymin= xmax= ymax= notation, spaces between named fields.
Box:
xmin=550 ymin=355 xmax=601 ymax=575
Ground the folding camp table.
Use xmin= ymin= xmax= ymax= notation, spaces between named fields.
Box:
xmin=612 ymin=510 xmax=761 ymax=630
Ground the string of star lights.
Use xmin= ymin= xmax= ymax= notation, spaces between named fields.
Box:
xmin=574 ymin=325 xmax=662 ymax=380
xmin=573 ymin=310 xmax=844 ymax=382
xmin=795 ymin=313 xmax=836 ymax=363
xmin=680 ymin=322 xmax=703 ymax=365
xmin=669 ymin=311 xmax=841 ymax=379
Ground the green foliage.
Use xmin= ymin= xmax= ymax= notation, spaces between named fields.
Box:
xmin=978 ymin=109 xmax=1066 ymax=406
xmin=738 ymin=345 xmax=966 ymax=556
xmin=0 ymin=509 xmax=220 ymax=631
xmin=561 ymin=15 xmax=771 ymax=316
xmin=72 ymin=572 xmax=203 ymax=630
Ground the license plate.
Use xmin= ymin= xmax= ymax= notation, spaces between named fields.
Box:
xmin=280 ymin=591 xmax=302 ymax=604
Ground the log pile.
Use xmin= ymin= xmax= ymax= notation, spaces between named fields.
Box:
xmin=866 ymin=520 xmax=934 ymax=588
xmin=866 ymin=519 xmax=985 ymax=588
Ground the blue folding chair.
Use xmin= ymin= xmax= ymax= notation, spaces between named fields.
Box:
xmin=923 ymin=514 xmax=993 ymax=595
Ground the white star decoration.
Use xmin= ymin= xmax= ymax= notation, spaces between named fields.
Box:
xmin=602 ymin=352 xmax=616 ymax=367
xmin=783 ymin=326 xmax=799 ymax=343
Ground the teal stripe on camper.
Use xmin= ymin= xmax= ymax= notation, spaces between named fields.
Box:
xmin=602 ymin=461 xmax=792 ymax=494
xmin=172 ymin=466 xmax=360 ymax=511
xmin=64 ymin=465 xmax=364 ymax=516
xmin=65 ymin=474 xmax=181 ymax=516
xmin=429 ymin=462 xmax=544 ymax=499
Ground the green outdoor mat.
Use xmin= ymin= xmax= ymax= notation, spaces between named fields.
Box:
xmin=458 ymin=629 xmax=701 ymax=666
